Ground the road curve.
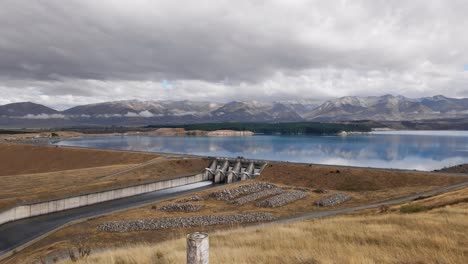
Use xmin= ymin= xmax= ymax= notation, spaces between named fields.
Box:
xmin=0 ymin=181 xmax=214 ymax=260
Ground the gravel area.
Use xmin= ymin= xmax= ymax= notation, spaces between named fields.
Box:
xmin=176 ymin=196 xmax=204 ymax=203
xmin=209 ymin=182 xmax=277 ymax=201
xmin=256 ymin=191 xmax=308 ymax=207
xmin=97 ymin=213 xmax=276 ymax=232
xmin=153 ymin=203 xmax=204 ymax=212
xmin=232 ymin=188 xmax=285 ymax=205
xmin=315 ymin=193 xmax=352 ymax=207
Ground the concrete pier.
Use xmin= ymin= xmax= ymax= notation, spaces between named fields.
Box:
xmin=226 ymin=161 xmax=242 ymax=183
xmin=204 ymin=160 xmax=218 ymax=180
xmin=214 ymin=160 xmax=229 ymax=183
xmin=241 ymin=162 xmax=255 ymax=180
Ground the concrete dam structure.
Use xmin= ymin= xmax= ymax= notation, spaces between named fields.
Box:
xmin=204 ymin=158 xmax=267 ymax=184
xmin=0 ymin=157 xmax=267 ymax=226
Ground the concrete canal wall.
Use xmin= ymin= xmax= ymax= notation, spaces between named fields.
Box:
xmin=0 ymin=173 xmax=207 ymax=226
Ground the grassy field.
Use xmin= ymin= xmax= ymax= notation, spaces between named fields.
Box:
xmin=259 ymin=162 xmax=466 ymax=191
xmin=0 ymin=143 xmax=209 ymax=209
xmin=0 ymin=143 xmax=157 ymax=176
xmin=59 ymin=187 xmax=468 ymax=264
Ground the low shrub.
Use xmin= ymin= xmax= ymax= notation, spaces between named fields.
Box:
xmin=400 ymin=204 xmax=427 ymax=214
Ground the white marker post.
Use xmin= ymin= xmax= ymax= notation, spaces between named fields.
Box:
xmin=187 ymin=232 xmax=209 ymax=264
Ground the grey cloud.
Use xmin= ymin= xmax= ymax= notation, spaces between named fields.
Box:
xmin=0 ymin=0 xmax=468 ymax=108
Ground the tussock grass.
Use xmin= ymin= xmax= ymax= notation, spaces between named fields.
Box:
xmin=61 ymin=203 xmax=468 ymax=264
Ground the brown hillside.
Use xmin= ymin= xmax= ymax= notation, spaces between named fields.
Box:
xmin=259 ymin=163 xmax=467 ymax=191
xmin=0 ymin=143 xmax=158 ymax=176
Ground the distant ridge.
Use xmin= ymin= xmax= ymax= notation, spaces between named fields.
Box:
xmin=1 ymin=95 xmax=468 ymax=127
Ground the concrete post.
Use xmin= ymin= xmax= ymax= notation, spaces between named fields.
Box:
xmin=187 ymin=232 xmax=209 ymax=264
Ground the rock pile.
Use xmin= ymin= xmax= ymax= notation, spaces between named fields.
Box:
xmin=97 ymin=213 xmax=276 ymax=232
xmin=312 ymin=188 xmax=329 ymax=194
xmin=176 ymin=196 xmax=204 ymax=203
xmin=209 ymin=182 xmax=277 ymax=201
xmin=232 ymin=188 xmax=285 ymax=205
xmin=154 ymin=203 xmax=204 ymax=212
xmin=256 ymin=191 xmax=308 ymax=207
xmin=315 ymin=193 xmax=351 ymax=207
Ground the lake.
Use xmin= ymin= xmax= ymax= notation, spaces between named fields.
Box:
xmin=51 ymin=130 xmax=468 ymax=171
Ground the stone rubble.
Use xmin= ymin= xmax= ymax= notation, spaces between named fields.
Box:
xmin=231 ymin=188 xmax=285 ymax=205
xmin=209 ymin=182 xmax=277 ymax=201
xmin=312 ymin=188 xmax=329 ymax=194
xmin=256 ymin=191 xmax=308 ymax=207
xmin=315 ymin=193 xmax=352 ymax=207
xmin=97 ymin=213 xmax=276 ymax=232
xmin=176 ymin=196 xmax=204 ymax=203
xmin=154 ymin=203 xmax=204 ymax=212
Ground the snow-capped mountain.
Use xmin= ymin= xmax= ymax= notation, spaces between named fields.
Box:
xmin=1 ymin=95 xmax=468 ymax=128
xmin=305 ymin=95 xmax=468 ymax=121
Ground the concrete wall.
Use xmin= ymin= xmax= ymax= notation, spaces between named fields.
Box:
xmin=0 ymin=173 xmax=205 ymax=226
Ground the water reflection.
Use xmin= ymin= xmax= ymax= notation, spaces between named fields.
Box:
xmin=53 ymin=131 xmax=468 ymax=171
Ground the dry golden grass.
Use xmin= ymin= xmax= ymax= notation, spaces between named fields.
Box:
xmin=0 ymin=143 xmax=209 ymax=210
xmin=0 ymin=143 xmax=157 ymax=176
xmin=0 ymin=158 xmax=209 ymax=210
xmin=260 ymin=163 xmax=467 ymax=191
xmin=0 ymin=165 xmax=134 ymax=210
xmin=6 ymin=181 xmax=464 ymax=263
xmin=60 ymin=200 xmax=468 ymax=264
xmin=109 ymin=158 xmax=210 ymax=183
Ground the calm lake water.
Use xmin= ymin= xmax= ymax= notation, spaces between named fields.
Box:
xmin=51 ymin=131 xmax=468 ymax=171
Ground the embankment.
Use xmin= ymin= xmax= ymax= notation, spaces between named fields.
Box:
xmin=0 ymin=173 xmax=208 ymax=226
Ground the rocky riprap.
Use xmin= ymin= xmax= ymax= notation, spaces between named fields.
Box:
xmin=256 ymin=191 xmax=308 ymax=207
xmin=209 ymin=182 xmax=277 ymax=201
xmin=97 ymin=213 xmax=276 ymax=232
xmin=153 ymin=203 xmax=204 ymax=212
xmin=315 ymin=193 xmax=352 ymax=207
xmin=176 ymin=196 xmax=204 ymax=203
xmin=312 ymin=188 xmax=329 ymax=194
xmin=231 ymin=188 xmax=285 ymax=205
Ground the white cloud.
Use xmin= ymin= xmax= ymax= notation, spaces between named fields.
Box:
xmin=19 ymin=114 xmax=66 ymax=119
xmin=124 ymin=111 xmax=155 ymax=118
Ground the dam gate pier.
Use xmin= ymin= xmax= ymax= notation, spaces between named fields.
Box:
xmin=203 ymin=157 xmax=267 ymax=184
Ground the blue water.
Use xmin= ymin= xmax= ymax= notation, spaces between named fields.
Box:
xmin=51 ymin=131 xmax=468 ymax=171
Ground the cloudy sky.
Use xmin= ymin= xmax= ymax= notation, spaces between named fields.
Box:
xmin=1 ymin=0 xmax=468 ymax=109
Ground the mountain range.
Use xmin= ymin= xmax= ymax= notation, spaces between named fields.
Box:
xmin=1 ymin=95 xmax=468 ymax=128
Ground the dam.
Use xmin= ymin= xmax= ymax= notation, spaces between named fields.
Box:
xmin=204 ymin=158 xmax=267 ymax=184
xmin=0 ymin=157 xmax=267 ymax=226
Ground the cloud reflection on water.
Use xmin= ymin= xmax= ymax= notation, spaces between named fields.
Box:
xmin=54 ymin=132 xmax=468 ymax=171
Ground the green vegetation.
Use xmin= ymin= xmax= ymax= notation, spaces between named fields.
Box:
xmin=400 ymin=204 xmax=427 ymax=214
xmin=147 ymin=122 xmax=371 ymax=135
xmin=0 ymin=129 xmax=36 ymax=135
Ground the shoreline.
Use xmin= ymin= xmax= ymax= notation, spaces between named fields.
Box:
xmin=5 ymin=140 xmax=467 ymax=175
